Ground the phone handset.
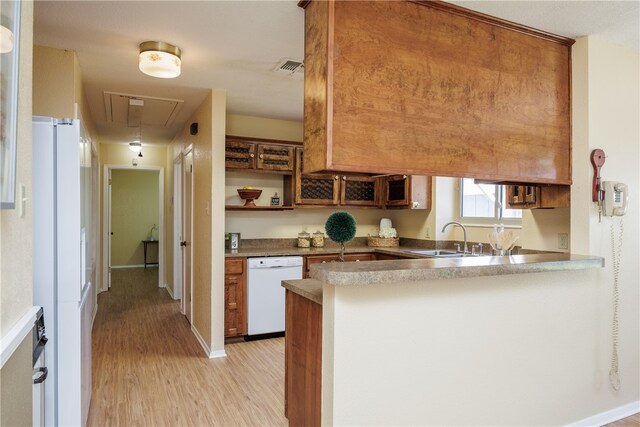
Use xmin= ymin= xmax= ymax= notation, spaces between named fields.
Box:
xmin=603 ymin=181 xmax=628 ymax=216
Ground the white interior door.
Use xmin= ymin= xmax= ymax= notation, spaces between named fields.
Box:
xmin=182 ymin=151 xmax=193 ymax=321
xmin=173 ymin=155 xmax=183 ymax=300
xmin=107 ymin=169 xmax=112 ymax=289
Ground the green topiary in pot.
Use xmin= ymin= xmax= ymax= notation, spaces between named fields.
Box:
xmin=325 ymin=211 xmax=356 ymax=261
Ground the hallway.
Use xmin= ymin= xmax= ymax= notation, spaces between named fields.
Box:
xmin=88 ymin=268 xmax=287 ymax=426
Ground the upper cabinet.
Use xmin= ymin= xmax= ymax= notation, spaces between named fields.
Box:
xmin=292 ymin=147 xmax=380 ymax=207
xmin=225 ymin=136 xmax=297 ymax=174
xmin=300 ymin=0 xmax=574 ymax=185
xmin=384 ymin=175 xmax=432 ymax=210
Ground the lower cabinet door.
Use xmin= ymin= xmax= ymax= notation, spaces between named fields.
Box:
xmin=224 ymin=258 xmax=246 ymax=337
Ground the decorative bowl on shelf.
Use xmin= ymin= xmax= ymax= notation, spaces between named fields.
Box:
xmin=237 ymin=188 xmax=262 ymax=207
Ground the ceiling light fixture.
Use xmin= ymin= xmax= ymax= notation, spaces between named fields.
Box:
xmin=0 ymin=25 xmax=14 ymax=53
xmin=129 ymin=142 xmax=142 ymax=152
xmin=139 ymin=41 xmax=182 ymax=78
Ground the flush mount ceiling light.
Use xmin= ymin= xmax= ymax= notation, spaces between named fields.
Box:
xmin=0 ymin=25 xmax=14 ymax=53
xmin=129 ymin=142 xmax=142 ymax=152
xmin=139 ymin=41 xmax=181 ymax=78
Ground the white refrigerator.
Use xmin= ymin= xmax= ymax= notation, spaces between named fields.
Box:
xmin=32 ymin=117 xmax=93 ymax=427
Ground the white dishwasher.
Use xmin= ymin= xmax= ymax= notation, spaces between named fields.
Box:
xmin=247 ymin=256 xmax=303 ymax=338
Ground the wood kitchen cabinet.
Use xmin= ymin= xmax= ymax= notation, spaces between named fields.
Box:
xmin=506 ymin=184 xmax=570 ymax=209
xmin=304 ymin=253 xmax=374 ymax=278
xmin=384 ymin=175 xmax=432 ymax=209
xmin=293 ymin=148 xmax=380 ymax=207
xmin=285 ymin=290 xmax=321 ymax=426
xmin=300 ymin=0 xmax=573 ymax=184
xmin=225 ymin=136 xmax=297 ymax=174
xmin=224 ymin=257 xmax=247 ymax=338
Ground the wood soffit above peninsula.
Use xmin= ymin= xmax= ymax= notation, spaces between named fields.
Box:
xmin=299 ymin=0 xmax=575 ymax=185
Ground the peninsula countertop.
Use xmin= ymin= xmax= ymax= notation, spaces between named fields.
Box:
xmin=283 ymin=253 xmax=604 ymax=303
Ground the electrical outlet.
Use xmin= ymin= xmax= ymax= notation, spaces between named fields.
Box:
xmin=425 ymin=227 xmax=431 ymax=239
xmin=558 ymin=233 xmax=569 ymax=250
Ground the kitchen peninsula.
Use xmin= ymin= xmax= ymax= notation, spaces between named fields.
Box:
xmin=283 ymin=253 xmax=604 ymax=426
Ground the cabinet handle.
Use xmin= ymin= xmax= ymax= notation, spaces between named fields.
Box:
xmin=250 ymin=153 xmax=255 ymax=158
xmin=342 ymin=176 xmax=346 ymax=181
xmin=259 ymin=154 xmax=264 ymax=159
xmin=355 ymin=259 xmax=360 ymax=262
xmin=322 ymin=260 xmax=327 ymax=263
xmin=403 ymin=175 xmax=407 ymax=179
xmin=334 ymin=176 xmax=339 ymax=180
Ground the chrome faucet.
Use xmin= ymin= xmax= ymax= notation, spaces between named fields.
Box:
xmin=441 ymin=221 xmax=468 ymax=254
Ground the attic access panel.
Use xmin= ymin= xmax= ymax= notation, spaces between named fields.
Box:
xmin=103 ymin=91 xmax=184 ymax=127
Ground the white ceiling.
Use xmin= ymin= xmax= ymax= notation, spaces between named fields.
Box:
xmin=33 ymin=1 xmax=639 ymax=146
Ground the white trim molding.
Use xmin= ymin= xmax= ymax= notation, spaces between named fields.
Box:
xmin=191 ymin=325 xmax=226 ymax=359
xmin=0 ymin=306 xmax=39 ymax=368
xmin=165 ymin=283 xmax=174 ymax=299
xmin=568 ymin=401 xmax=640 ymax=427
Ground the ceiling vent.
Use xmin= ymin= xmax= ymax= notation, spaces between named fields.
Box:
xmin=103 ymin=92 xmax=184 ymax=127
xmin=273 ymin=58 xmax=304 ymax=76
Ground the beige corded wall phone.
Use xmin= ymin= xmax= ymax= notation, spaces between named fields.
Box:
xmin=590 ymin=150 xmax=627 ymax=391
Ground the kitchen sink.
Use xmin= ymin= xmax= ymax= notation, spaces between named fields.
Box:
xmin=405 ymin=249 xmax=465 ymax=258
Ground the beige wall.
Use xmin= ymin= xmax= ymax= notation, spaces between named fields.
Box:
xmin=110 ymin=170 xmax=160 ymax=266
xmin=169 ymin=90 xmax=226 ymax=355
xmin=323 ymin=268 xmax=609 ymax=425
xmin=33 ymin=45 xmax=75 ymax=119
xmin=0 ymin=1 xmax=34 ymax=424
xmin=571 ymin=36 xmax=640 ymax=411
xmin=226 ymin=113 xmax=303 ymax=141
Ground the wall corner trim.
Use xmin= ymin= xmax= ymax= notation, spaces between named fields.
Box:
xmin=567 ymin=401 xmax=640 ymax=427
xmin=0 ymin=306 xmax=39 ymax=368
xmin=191 ymin=324 xmax=227 ymax=359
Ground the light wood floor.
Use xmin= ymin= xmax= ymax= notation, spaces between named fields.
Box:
xmin=606 ymin=412 xmax=640 ymax=427
xmin=88 ymin=269 xmax=639 ymax=426
xmin=88 ymin=268 xmax=287 ymax=426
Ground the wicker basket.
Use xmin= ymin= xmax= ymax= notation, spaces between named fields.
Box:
xmin=367 ymin=236 xmax=399 ymax=247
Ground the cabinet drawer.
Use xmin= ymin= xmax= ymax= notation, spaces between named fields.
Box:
xmin=225 ymin=258 xmax=244 ymax=275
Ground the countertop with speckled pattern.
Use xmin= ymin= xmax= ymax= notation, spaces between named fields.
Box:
xmin=282 ymin=253 xmax=603 ymax=304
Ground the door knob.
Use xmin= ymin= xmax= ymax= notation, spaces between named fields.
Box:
xmin=180 ymin=241 xmax=187 ymax=247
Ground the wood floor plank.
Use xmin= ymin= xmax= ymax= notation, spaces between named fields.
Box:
xmin=605 ymin=412 xmax=640 ymax=427
xmin=88 ymin=268 xmax=287 ymax=426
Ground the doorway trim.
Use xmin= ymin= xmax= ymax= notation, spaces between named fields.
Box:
xmin=172 ymin=154 xmax=183 ymax=301
xmin=101 ymin=164 xmax=165 ymax=292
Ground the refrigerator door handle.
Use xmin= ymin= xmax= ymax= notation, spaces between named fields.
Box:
xmin=33 ymin=367 xmax=48 ymax=384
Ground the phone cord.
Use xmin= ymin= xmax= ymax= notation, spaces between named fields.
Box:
xmin=609 ymin=218 xmax=623 ymax=391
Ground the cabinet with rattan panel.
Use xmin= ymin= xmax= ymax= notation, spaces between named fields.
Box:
xmin=225 ymin=136 xmax=297 ymax=174
xmin=225 ymin=257 xmax=247 ymax=338
xmin=292 ymin=147 xmax=380 ymax=207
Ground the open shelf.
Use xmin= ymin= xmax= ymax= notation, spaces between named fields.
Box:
xmin=225 ymin=205 xmax=295 ymax=211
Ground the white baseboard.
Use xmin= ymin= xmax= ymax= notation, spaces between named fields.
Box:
xmin=92 ymin=302 xmax=98 ymax=327
xmin=191 ymin=325 xmax=227 ymax=359
xmin=568 ymin=401 xmax=640 ymax=426
xmin=110 ymin=264 xmax=146 ymax=269
xmin=165 ymin=283 xmax=174 ymax=299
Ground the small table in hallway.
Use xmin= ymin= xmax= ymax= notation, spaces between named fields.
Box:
xmin=142 ymin=240 xmax=159 ymax=268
